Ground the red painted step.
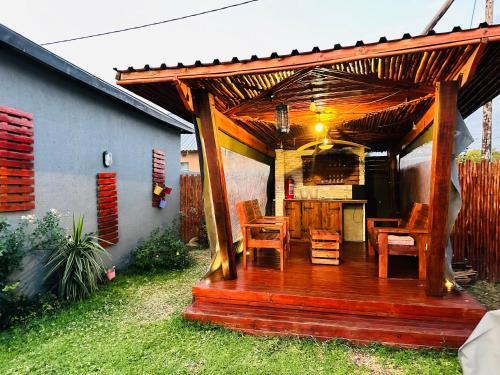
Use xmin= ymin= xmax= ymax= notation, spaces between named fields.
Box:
xmin=191 ymin=286 xmax=485 ymax=325
xmin=184 ymin=301 xmax=475 ymax=349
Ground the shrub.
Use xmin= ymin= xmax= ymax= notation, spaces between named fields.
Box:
xmin=0 ymin=217 xmax=29 ymax=327
xmin=0 ymin=292 xmax=62 ymax=328
xmin=45 ymin=216 xmax=110 ymax=301
xmin=457 ymin=149 xmax=500 ymax=162
xmin=31 ymin=209 xmax=66 ymax=251
xmin=198 ymin=217 xmax=210 ymax=249
xmin=132 ymin=222 xmax=191 ymax=271
xmin=0 ymin=218 xmax=27 ymax=290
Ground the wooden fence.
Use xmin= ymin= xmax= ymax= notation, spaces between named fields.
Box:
xmin=180 ymin=174 xmax=203 ymax=243
xmin=451 ymin=160 xmax=500 ymax=281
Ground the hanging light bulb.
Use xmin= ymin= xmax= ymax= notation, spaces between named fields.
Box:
xmin=315 ymin=122 xmax=324 ymax=132
xmin=309 ymin=97 xmax=316 ymax=112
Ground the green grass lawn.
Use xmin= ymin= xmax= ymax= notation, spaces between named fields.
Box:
xmin=0 ymin=250 xmax=463 ymax=374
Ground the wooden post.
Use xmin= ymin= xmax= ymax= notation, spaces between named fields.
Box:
xmin=388 ymin=150 xmax=399 ymax=216
xmin=421 ymin=0 xmax=455 ymax=35
xmin=194 ymin=91 xmax=237 ymax=279
xmin=481 ymin=0 xmax=494 ymax=160
xmin=426 ymin=81 xmax=458 ymax=296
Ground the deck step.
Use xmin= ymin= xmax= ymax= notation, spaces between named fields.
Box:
xmin=184 ymin=301 xmax=475 ymax=349
xmin=192 ymin=287 xmax=485 ymax=325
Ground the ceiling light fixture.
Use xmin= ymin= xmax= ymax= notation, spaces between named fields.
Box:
xmin=318 ymin=135 xmax=333 ymax=150
xmin=315 ymin=122 xmax=324 ymax=132
xmin=275 ymin=104 xmax=290 ymax=134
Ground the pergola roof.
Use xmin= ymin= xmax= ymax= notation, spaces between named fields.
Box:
xmin=116 ymin=24 xmax=500 ymax=151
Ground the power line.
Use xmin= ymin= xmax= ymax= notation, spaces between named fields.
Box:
xmin=469 ymin=0 xmax=477 ymax=28
xmin=41 ymin=0 xmax=259 ymax=46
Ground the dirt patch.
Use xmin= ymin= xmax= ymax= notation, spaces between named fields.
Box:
xmin=467 ymin=281 xmax=500 ymax=310
xmin=124 ymin=250 xmax=210 ymax=323
xmin=126 ymin=284 xmax=186 ymax=322
xmin=349 ymin=350 xmax=400 ymax=374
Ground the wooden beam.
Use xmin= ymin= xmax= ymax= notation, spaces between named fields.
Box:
xmin=387 ymin=150 xmax=399 ymax=216
xmin=225 ymin=68 xmax=433 ymax=118
xmin=214 ymin=110 xmax=275 ymax=158
xmin=459 ymin=39 xmax=488 ymax=86
xmin=224 ymin=69 xmax=311 ymax=116
xmin=194 ymin=92 xmax=237 ymax=280
xmin=116 ymin=26 xmax=500 ymax=84
xmin=426 ymin=81 xmax=458 ymax=296
xmin=393 ymin=102 xmax=435 ymax=154
xmin=315 ymin=70 xmax=435 ymax=94
xmin=175 ymin=80 xmax=194 ymax=113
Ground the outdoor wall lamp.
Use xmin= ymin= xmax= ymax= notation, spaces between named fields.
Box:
xmin=103 ymin=151 xmax=113 ymax=167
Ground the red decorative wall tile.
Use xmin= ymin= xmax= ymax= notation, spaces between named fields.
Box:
xmin=97 ymin=172 xmax=118 ymax=247
xmin=0 ymin=106 xmax=35 ymax=212
xmin=152 ymin=149 xmax=165 ymax=207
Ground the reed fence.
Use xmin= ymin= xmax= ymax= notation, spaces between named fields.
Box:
xmin=180 ymin=174 xmax=203 ymax=243
xmin=451 ymin=160 xmax=500 ymax=281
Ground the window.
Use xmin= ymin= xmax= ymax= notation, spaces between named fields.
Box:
xmin=181 ymin=162 xmax=189 ymax=172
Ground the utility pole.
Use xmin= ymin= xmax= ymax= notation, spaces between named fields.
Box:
xmin=422 ymin=0 xmax=455 ymax=35
xmin=482 ymin=0 xmax=494 ymax=160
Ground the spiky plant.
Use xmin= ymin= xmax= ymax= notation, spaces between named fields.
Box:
xmin=45 ymin=216 xmax=110 ymax=301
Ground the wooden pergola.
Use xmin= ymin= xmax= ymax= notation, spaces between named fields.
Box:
xmin=116 ymin=24 xmax=500 ymax=297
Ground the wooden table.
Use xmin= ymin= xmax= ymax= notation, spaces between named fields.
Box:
xmin=309 ymin=229 xmax=341 ymax=265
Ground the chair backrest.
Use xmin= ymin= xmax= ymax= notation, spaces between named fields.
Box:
xmin=243 ymin=200 xmax=257 ymax=222
xmin=236 ymin=201 xmax=248 ymax=225
xmin=251 ymin=199 xmax=263 ymax=218
xmin=236 ymin=200 xmax=259 ymax=236
xmin=406 ymin=203 xmax=429 ymax=229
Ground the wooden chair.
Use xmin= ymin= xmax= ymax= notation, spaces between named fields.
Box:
xmin=236 ymin=200 xmax=289 ymax=271
xmin=367 ymin=203 xmax=429 ymax=280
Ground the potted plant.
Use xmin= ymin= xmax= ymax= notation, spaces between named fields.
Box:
xmin=106 ymin=266 xmax=116 ymax=281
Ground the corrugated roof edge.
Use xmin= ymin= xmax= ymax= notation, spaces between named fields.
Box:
xmin=181 ymin=134 xmax=198 ymax=151
xmin=115 ymin=23 xmax=493 ymax=73
xmin=0 ymin=23 xmax=193 ymax=134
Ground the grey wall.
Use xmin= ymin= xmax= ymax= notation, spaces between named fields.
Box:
xmin=0 ymin=47 xmax=181 ymax=295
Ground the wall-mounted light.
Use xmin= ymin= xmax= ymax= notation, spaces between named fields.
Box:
xmin=275 ymin=104 xmax=289 ymax=134
xmin=103 ymin=151 xmax=113 ymax=167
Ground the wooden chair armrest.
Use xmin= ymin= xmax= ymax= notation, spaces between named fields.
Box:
xmin=257 ymin=216 xmax=289 ymax=223
xmin=243 ymin=222 xmax=284 ymax=229
xmin=367 ymin=217 xmax=402 ymax=224
xmin=376 ymin=227 xmax=428 ymax=234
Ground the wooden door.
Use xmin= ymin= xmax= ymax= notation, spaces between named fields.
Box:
xmin=322 ymin=202 xmax=342 ymax=236
xmin=302 ymin=201 xmax=322 ymax=236
xmin=284 ymin=201 xmax=302 ymax=239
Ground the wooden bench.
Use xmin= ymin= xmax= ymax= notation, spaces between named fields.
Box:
xmin=236 ymin=200 xmax=290 ymax=271
xmin=367 ymin=203 xmax=429 ymax=280
xmin=310 ymin=229 xmax=341 ymax=265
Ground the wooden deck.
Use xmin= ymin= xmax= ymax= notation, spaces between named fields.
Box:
xmin=184 ymin=242 xmax=486 ymax=349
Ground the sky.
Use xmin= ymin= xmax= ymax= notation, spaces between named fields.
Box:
xmin=1 ymin=0 xmax=499 ymax=149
